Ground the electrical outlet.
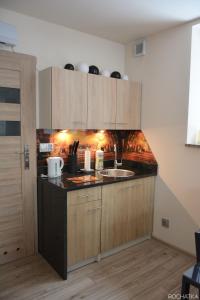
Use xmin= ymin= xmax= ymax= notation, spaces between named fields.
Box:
xmin=39 ymin=143 xmax=54 ymax=152
xmin=161 ymin=218 xmax=169 ymax=228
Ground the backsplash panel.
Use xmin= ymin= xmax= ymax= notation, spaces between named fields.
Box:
xmin=37 ymin=129 xmax=157 ymax=168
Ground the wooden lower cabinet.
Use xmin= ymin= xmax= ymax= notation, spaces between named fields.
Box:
xmin=101 ymin=177 xmax=155 ymax=253
xmin=67 ymin=187 xmax=102 ymax=267
xmin=67 ymin=177 xmax=155 ymax=269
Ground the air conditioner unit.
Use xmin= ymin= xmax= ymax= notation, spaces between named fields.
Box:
xmin=0 ymin=21 xmax=18 ymax=47
xmin=134 ymin=39 xmax=146 ymax=57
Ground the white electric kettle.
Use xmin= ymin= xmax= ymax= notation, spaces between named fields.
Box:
xmin=47 ymin=156 xmax=64 ymax=178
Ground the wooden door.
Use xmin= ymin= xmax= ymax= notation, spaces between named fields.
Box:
xmin=52 ymin=67 xmax=87 ymax=129
xmin=87 ymin=74 xmax=116 ymax=129
xmin=101 ymin=178 xmax=154 ymax=252
xmin=116 ymin=80 xmax=141 ymax=129
xmin=67 ymin=200 xmax=101 ymax=267
xmin=0 ymin=51 xmax=36 ymax=264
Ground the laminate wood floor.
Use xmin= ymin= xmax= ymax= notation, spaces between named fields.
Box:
xmin=0 ymin=239 xmax=196 ymax=300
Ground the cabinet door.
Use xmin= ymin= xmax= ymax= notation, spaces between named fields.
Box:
xmin=116 ymin=80 xmax=141 ymax=129
xmin=101 ymin=177 xmax=154 ymax=252
xmin=67 ymin=200 xmax=101 ymax=267
xmin=52 ymin=68 xmax=87 ymax=129
xmin=87 ymin=74 xmax=116 ymax=129
xmin=135 ymin=177 xmax=155 ymax=239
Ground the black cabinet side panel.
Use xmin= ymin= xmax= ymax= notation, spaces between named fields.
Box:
xmin=37 ymin=179 xmax=67 ymax=279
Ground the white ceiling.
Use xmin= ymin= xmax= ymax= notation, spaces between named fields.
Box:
xmin=0 ymin=0 xmax=200 ymax=44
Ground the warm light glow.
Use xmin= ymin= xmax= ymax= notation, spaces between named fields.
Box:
xmin=38 ymin=129 xmax=156 ymax=164
xmin=96 ymin=131 xmax=105 ymax=141
xmin=96 ymin=130 xmax=106 ymax=148
xmin=60 ymin=129 xmax=68 ymax=133
xmin=56 ymin=130 xmax=69 ymax=142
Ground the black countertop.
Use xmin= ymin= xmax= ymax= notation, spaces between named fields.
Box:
xmin=38 ymin=160 xmax=157 ymax=192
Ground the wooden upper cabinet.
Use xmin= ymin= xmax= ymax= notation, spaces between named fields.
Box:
xmin=116 ymin=80 xmax=141 ymax=129
xmin=39 ymin=67 xmax=142 ymax=130
xmin=87 ymin=76 xmax=141 ymax=129
xmin=52 ymin=68 xmax=87 ymax=129
xmin=39 ymin=67 xmax=87 ymax=129
xmin=87 ymin=74 xmax=116 ymax=129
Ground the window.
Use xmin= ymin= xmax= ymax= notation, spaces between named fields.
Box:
xmin=187 ymin=24 xmax=200 ymax=145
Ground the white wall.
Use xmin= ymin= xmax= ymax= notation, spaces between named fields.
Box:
xmin=0 ymin=8 xmax=124 ymax=71
xmin=125 ymin=20 xmax=200 ymax=255
xmin=0 ymin=8 xmax=125 ymax=126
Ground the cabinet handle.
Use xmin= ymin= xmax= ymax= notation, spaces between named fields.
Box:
xmin=120 ymin=183 xmax=142 ymax=191
xmin=103 ymin=122 xmax=116 ymax=124
xmin=116 ymin=122 xmax=128 ymax=125
xmin=87 ymin=207 xmax=101 ymax=214
xmin=78 ymin=194 xmax=89 ymax=199
xmin=73 ymin=121 xmax=86 ymax=124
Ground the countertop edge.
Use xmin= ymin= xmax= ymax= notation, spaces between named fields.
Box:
xmin=38 ymin=171 xmax=157 ymax=193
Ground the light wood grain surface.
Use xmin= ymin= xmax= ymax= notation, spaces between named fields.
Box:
xmin=39 ymin=68 xmax=52 ymax=128
xmin=0 ymin=103 xmax=20 ymax=121
xmin=87 ymin=74 xmax=117 ymax=129
xmin=116 ymin=80 xmax=141 ymax=129
xmin=67 ymin=187 xmax=102 ymax=266
xmin=0 ymin=69 xmax=20 ymax=88
xmin=0 ymin=239 xmax=195 ymax=300
xmin=67 ymin=187 xmax=101 ymax=206
xmin=101 ymin=177 xmax=154 ymax=252
xmin=67 ymin=200 xmax=101 ymax=267
xmin=52 ymin=68 xmax=88 ymax=129
xmin=0 ymin=136 xmax=21 ymax=154
xmin=39 ymin=67 xmax=88 ymax=129
xmin=39 ymin=67 xmax=142 ymax=130
xmin=0 ymin=50 xmax=36 ymax=265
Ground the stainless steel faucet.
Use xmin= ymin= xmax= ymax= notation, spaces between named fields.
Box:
xmin=114 ymin=144 xmax=122 ymax=169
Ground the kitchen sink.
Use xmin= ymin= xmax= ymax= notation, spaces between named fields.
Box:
xmin=99 ymin=168 xmax=135 ymax=178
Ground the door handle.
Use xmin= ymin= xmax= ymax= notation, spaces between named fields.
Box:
xmin=24 ymin=144 xmax=30 ymax=170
